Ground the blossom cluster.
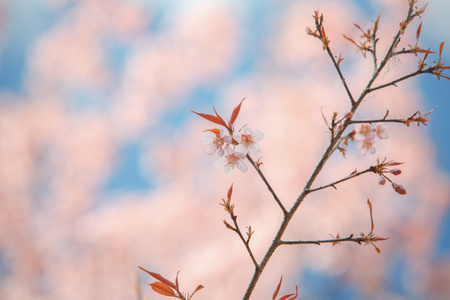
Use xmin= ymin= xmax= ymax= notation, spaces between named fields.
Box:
xmin=191 ymin=100 xmax=264 ymax=176
xmin=202 ymin=127 xmax=264 ymax=175
xmin=351 ymin=124 xmax=389 ymax=155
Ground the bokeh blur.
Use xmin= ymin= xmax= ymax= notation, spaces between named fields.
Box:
xmin=1 ymin=0 xmax=450 ymax=299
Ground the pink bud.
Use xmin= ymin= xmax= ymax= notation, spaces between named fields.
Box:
xmin=389 ymin=169 xmax=402 ymax=176
xmin=337 ymin=123 xmax=344 ymax=131
xmin=378 ymin=177 xmax=386 ymax=185
xmin=392 ymin=182 xmax=407 ymax=195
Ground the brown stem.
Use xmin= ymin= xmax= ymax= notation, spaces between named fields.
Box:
xmin=246 ymin=154 xmax=287 ymax=215
xmin=230 ymin=214 xmax=259 ymax=268
xmin=307 ymin=167 xmax=374 ymax=193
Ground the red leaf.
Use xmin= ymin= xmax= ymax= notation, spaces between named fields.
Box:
xmin=367 ymin=199 xmax=374 ymax=234
xmin=149 ymin=282 xmax=177 ymax=297
xmin=227 ymin=184 xmax=233 ymax=201
xmin=139 ymin=267 xmax=177 ymax=290
xmin=213 ymin=106 xmax=228 ymax=126
xmin=279 ymin=286 xmax=298 ymax=300
xmin=439 ymin=41 xmax=445 ymax=61
xmin=204 ymin=128 xmax=221 ymax=136
xmin=416 ymin=22 xmax=422 ymax=41
xmin=343 ymin=35 xmax=358 ymax=46
xmin=190 ymin=285 xmax=204 ymax=298
xmin=190 ymin=110 xmax=229 ymax=129
xmin=230 ymin=98 xmax=245 ymax=127
xmin=373 ymin=11 xmax=383 ymax=35
xmin=273 ymin=276 xmax=283 ymax=300
xmin=353 ymin=23 xmax=363 ymax=32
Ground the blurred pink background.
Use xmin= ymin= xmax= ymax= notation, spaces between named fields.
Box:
xmin=1 ymin=0 xmax=450 ymax=299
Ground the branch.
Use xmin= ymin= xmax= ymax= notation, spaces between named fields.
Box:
xmin=280 ymin=234 xmax=359 ymax=246
xmin=242 ymin=3 xmax=432 ymax=298
xmin=221 ymin=186 xmax=259 ymax=269
xmin=350 ymin=107 xmax=436 ymax=127
xmin=307 ymin=167 xmax=374 ymax=193
xmin=367 ymin=65 xmax=437 ymax=93
xmin=315 ymin=14 xmax=356 ymax=105
xmin=229 ymin=214 xmax=259 ymax=269
xmin=246 ymin=154 xmax=287 ymax=215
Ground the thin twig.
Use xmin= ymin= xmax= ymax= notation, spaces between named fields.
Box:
xmin=246 ymin=154 xmax=287 ymax=215
xmin=280 ymin=234 xmax=359 ymax=245
xmin=229 ymin=214 xmax=259 ymax=269
xmin=367 ymin=65 xmax=437 ymax=93
xmin=307 ymin=167 xmax=374 ymax=193
xmin=317 ymin=24 xmax=356 ymax=105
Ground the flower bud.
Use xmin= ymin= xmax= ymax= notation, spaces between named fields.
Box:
xmin=392 ymin=182 xmax=407 ymax=195
xmin=378 ymin=177 xmax=386 ymax=185
xmin=389 ymin=168 xmax=402 ymax=176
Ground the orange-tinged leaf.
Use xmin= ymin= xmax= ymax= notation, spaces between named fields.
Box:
xmin=416 ymin=22 xmax=422 ymax=41
xmin=343 ymin=35 xmax=357 ymax=46
xmin=374 ymin=11 xmax=383 ymax=35
xmin=367 ymin=199 xmax=374 ymax=234
xmin=139 ymin=267 xmax=177 ymax=290
xmin=190 ymin=284 xmax=204 ymax=298
xmin=230 ymin=98 xmax=245 ymax=126
xmin=227 ymin=184 xmax=233 ymax=201
xmin=149 ymin=282 xmax=177 ymax=297
xmin=212 ymin=106 xmax=228 ymax=127
xmin=204 ymin=128 xmax=221 ymax=136
xmin=279 ymin=286 xmax=298 ymax=300
xmin=190 ymin=110 xmax=228 ymax=129
xmin=273 ymin=276 xmax=283 ymax=300
xmin=223 ymin=220 xmax=235 ymax=231
xmin=175 ymin=271 xmax=180 ymax=290
xmin=439 ymin=41 xmax=445 ymax=58
xmin=353 ymin=23 xmax=363 ymax=32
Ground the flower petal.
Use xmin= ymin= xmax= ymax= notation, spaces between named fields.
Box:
xmin=248 ymin=143 xmax=260 ymax=155
xmin=236 ymin=160 xmax=248 ymax=172
xmin=215 ymin=157 xmax=227 ymax=168
xmin=251 ymin=130 xmax=264 ymax=142
xmin=235 ymin=144 xmax=248 ymax=154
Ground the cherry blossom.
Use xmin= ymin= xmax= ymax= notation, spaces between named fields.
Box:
xmin=202 ymin=129 xmax=232 ymax=156
xmin=353 ymin=124 xmax=375 ymax=141
xmin=357 ymin=138 xmax=376 ymax=155
xmin=375 ymin=124 xmax=389 ymax=139
xmin=215 ymin=147 xmax=248 ymax=175
xmin=233 ymin=127 xmax=264 ymax=155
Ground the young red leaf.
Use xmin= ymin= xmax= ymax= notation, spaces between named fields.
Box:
xmin=149 ymin=282 xmax=177 ymax=297
xmin=279 ymin=286 xmax=298 ymax=300
xmin=227 ymin=184 xmax=233 ymax=201
xmin=273 ymin=276 xmax=283 ymax=300
xmin=439 ymin=41 xmax=445 ymax=59
xmin=204 ymin=128 xmax=221 ymax=136
xmin=343 ymin=35 xmax=358 ymax=47
xmin=367 ymin=199 xmax=374 ymax=234
xmin=212 ymin=106 xmax=229 ymax=130
xmin=229 ymin=98 xmax=245 ymax=127
xmin=416 ymin=22 xmax=422 ymax=41
xmin=138 ymin=267 xmax=177 ymax=290
xmin=190 ymin=110 xmax=229 ymax=129
xmin=190 ymin=285 xmax=204 ymax=298
xmin=373 ymin=11 xmax=383 ymax=35
xmin=175 ymin=271 xmax=180 ymax=290
xmin=353 ymin=23 xmax=363 ymax=32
